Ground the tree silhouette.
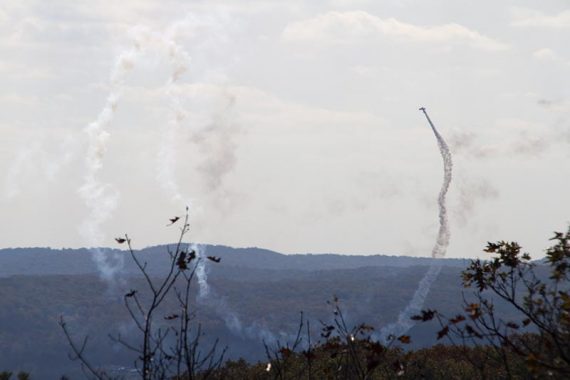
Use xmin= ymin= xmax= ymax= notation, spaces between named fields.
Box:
xmin=415 ymin=227 xmax=570 ymax=378
xmin=60 ymin=208 xmax=225 ymax=379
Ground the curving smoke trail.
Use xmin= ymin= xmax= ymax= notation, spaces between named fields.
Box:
xmin=422 ymin=107 xmax=453 ymax=259
xmin=77 ymin=15 xmax=267 ymax=339
xmin=153 ymin=27 xmax=243 ymax=337
xmin=78 ymin=37 xmax=143 ymax=282
xmin=150 ymin=18 xmax=262 ymax=342
xmin=378 ymin=107 xmax=453 ymax=341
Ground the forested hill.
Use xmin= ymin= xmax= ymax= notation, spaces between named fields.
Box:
xmin=0 ymin=244 xmax=535 ymax=377
xmin=0 ymin=244 xmax=470 ymax=277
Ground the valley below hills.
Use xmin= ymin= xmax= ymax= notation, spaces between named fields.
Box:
xmin=0 ymin=245 xmax=516 ymax=378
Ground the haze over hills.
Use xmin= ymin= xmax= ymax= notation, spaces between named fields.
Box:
xmin=0 ymin=244 xmax=525 ymax=377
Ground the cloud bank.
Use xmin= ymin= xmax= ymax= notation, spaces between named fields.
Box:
xmin=283 ymin=11 xmax=508 ymax=51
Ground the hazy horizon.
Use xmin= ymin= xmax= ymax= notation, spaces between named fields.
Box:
xmin=0 ymin=241 xmax=466 ymax=259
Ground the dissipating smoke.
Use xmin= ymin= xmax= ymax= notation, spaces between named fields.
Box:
xmin=193 ymin=243 xmax=284 ymax=344
xmin=156 ymin=27 xmax=192 ymax=206
xmin=77 ymin=33 xmax=145 ymax=282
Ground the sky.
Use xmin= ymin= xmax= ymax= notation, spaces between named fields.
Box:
xmin=1 ymin=0 xmax=569 ymax=259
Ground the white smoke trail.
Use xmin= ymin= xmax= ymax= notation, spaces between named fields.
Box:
xmin=377 ymin=265 xmax=442 ymax=341
xmin=378 ymin=107 xmax=452 ymax=341
xmin=193 ymin=245 xmax=241 ymax=333
xmin=84 ymin=14 xmax=258 ymax=340
xmin=77 ymin=36 xmax=143 ymax=282
xmin=193 ymin=243 xmax=282 ymax=344
xmin=155 ymin=18 xmax=240 ymax=209
xmin=422 ymin=107 xmax=453 ymax=260
xmin=150 ymin=17 xmax=261 ymax=341
xmin=153 ymin=28 xmax=241 ymax=335
xmin=193 ymin=243 xmax=211 ymax=299
xmin=156 ymin=28 xmax=191 ymax=205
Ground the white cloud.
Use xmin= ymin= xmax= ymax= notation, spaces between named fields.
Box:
xmin=350 ymin=64 xmax=381 ymax=77
xmin=282 ymin=10 xmax=508 ymax=51
xmin=511 ymin=7 xmax=570 ymax=28
xmin=0 ymin=93 xmax=39 ymax=106
xmin=533 ymin=47 xmax=557 ymax=61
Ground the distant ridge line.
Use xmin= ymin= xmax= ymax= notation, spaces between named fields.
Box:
xmin=0 ymin=244 xmax=471 ymax=278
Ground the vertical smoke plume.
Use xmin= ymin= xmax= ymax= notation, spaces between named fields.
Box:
xmin=193 ymin=243 xmax=211 ymax=300
xmin=193 ymin=243 xmax=281 ymax=344
xmin=78 ymin=39 xmax=142 ymax=282
xmin=378 ymin=107 xmax=453 ymax=341
xmin=156 ymin=29 xmax=191 ymax=205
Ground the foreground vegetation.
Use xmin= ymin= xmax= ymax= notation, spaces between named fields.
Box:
xmin=209 ymin=227 xmax=570 ymax=379
xmin=208 ymin=342 xmax=530 ymax=379
xmin=1 ymin=217 xmax=568 ymax=378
